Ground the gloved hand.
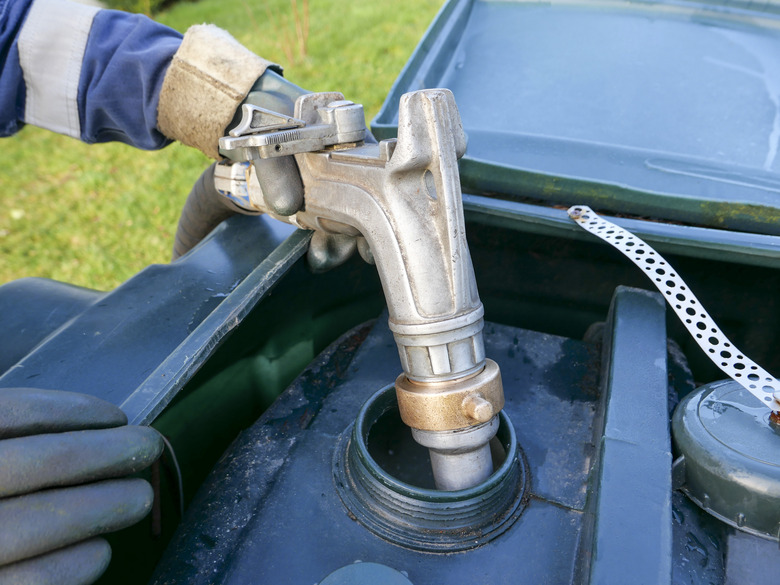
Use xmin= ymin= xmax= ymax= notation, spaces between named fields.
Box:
xmin=159 ymin=25 xmax=373 ymax=272
xmin=0 ymin=388 xmax=163 ymax=585
xmin=230 ymin=69 xmax=379 ymax=272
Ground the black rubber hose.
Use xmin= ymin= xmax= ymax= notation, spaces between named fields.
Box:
xmin=172 ymin=163 xmax=259 ymax=260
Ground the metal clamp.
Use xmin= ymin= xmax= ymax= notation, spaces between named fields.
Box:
xmin=395 ymin=358 xmax=504 ymax=431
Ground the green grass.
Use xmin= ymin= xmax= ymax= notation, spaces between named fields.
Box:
xmin=0 ymin=0 xmax=444 ymax=290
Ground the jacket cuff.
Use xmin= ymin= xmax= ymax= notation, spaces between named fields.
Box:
xmin=157 ymin=25 xmax=280 ymax=159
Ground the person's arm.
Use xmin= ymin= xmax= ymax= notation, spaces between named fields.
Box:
xmin=1 ymin=0 xmax=179 ymax=148
xmin=1 ymin=0 xmax=280 ymax=155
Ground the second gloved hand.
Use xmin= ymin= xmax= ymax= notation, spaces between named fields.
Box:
xmin=0 ymin=388 xmax=163 ymax=585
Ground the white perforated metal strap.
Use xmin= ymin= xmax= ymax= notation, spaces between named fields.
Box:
xmin=568 ymin=205 xmax=780 ymax=411
xmin=18 ymin=0 xmax=100 ymax=138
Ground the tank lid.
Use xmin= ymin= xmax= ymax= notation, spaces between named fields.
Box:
xmin=672 ymin=380 xmax=780 ymax=540
xmin=373 ymin=0 xmax=780 ymax=236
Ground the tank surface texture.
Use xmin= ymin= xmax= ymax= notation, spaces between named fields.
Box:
xmin=151 ymin=286 xmax=777 ymax=584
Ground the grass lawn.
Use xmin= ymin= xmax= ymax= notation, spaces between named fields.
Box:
xmin=0 ymin=0 xmax=444 ymax=290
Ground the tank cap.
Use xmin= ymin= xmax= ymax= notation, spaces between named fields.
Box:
xmin=672 ymin=380 xmax=780 ymax=540
xmin=319 ymin=562 xmax=413 ymax=585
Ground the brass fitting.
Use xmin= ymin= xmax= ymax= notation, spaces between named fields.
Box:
xmin=394 ymin=359 xmax=504 ymax=432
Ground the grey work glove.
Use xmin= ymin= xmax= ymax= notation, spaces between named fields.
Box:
xmin=231 ymin=69 xmax=309 ymax=219
xmin=0 ymin=388 xmax=163 ymax=585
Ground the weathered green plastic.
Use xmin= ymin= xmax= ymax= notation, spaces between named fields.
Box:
xmin=374 ymin=0 xmax=780 ymax=240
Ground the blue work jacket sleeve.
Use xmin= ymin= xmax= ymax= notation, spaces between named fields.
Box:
xmin=0 ymin=0 xmax=182 ymax=150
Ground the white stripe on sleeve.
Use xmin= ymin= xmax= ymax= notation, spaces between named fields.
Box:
xmin=18 ymin=0 xmax=100 ymax=138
